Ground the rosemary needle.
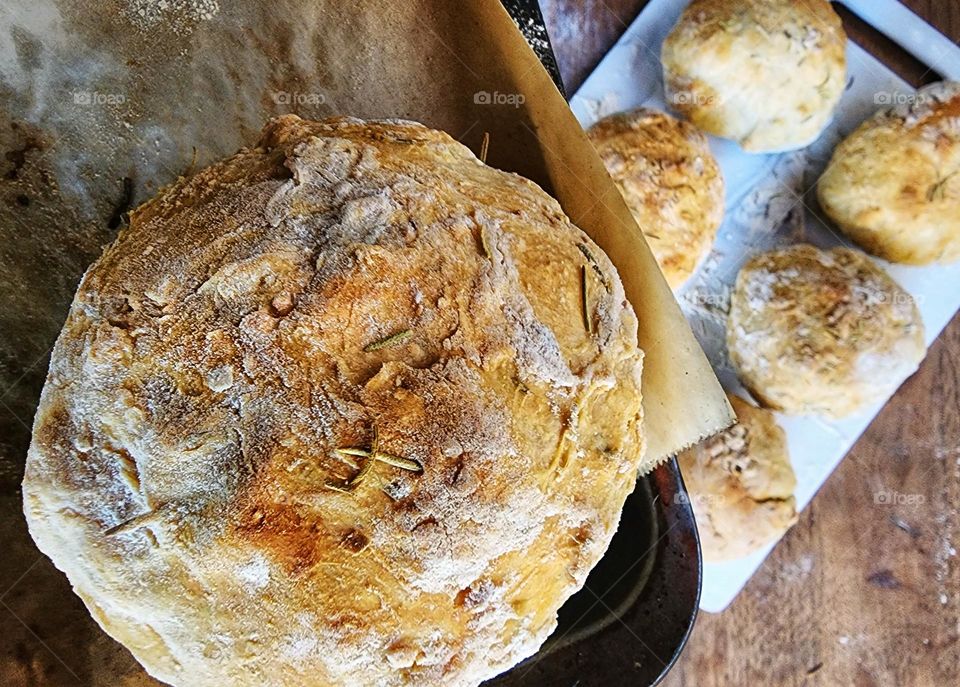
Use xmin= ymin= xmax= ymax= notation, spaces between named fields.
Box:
xmin=105 ymin=503 xmax=168 ymax=536
xmin=363 ymin=329 xmax=412 ymax=352
xmin=576 ymin=242 xmax=598 ymax=266
xmin=374 ymin=452 xmax=423 ymax=473
xmin=577 ymin=242 xmax=609 ymax=290
xmin=327 ymin=424 xmax=423 ymax=495
xmin=580 ymin=265 xmax=593 ymax=335
xmin=345 ymin=458 xmax=375 ymax=489
xmin=334 ymin=447 xmax=373 ymax=458
xmin=334 ymin=447 xmax=422 ymax=474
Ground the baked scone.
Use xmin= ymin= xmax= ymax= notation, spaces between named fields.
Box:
xmin=727 ymin=245 xmax=925 ymax=417
xmin=678 ymin=393 xmax=796 ymax=562
xmin=23 ymin=116 xmax=646 ymax=687
xmin=818 ymin=81 xmax=960 ymax=265
xmin=587 ymin=108 xmax=725 ymax=289
xmin=661 ymin=0 xmax=847 ymax=153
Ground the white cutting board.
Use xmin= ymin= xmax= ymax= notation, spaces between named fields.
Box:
xmin=569 ymin=0 xmax=960 ymax=613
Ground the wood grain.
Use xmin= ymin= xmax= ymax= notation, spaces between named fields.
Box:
xmin=538 ymin=1 xmax=960 ymax=685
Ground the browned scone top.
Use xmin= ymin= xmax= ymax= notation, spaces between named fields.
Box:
xmin=818 ymin=81 xmax=960 ymax=265
xmin=587 ymin=107 xmax=724 ymax=289
xmin=726 ymin=245 xmax=924 ymax=418
xmin=662 ymin=0 xmax=847 ymax=152
xmin=22 ymin=116 xmax=646 ymax=687
xmin=678 ymin=393 xmax=796 ymax=562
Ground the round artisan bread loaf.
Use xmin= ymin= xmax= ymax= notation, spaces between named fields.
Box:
xmin=678 ymin=393 xmax=796 ymax=562
xmin=587 ymin=107 xmax=724 ymax=290
xmin=23 ymin=116 xmax=645 ymax=687
xmin=661 ymin=0 xmax=847 ymax=152
xmin=726 ymin=245 xmax=924 ymax=418
xmin=818 ymin=81 xmax=960 ymax=265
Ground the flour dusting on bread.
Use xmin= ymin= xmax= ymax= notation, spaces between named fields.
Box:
xmin=23 ymin=116 xmax=645 ymax=687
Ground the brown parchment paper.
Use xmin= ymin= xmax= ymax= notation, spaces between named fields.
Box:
xmin=0 ymin=0 xmax=730 ymax=682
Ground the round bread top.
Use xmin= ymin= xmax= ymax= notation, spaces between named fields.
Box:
xmin=587 ymin=108 xmax=724 ymax=289
xmin=678 ymin=393 xmax=796 ymax=562
xmin=22 ymin=116 xmax=645 ymax=687
xmin=727 ymin=245 xmax=924 ymax=417
xmin=661 ymin=0 xmax=847 ymax=152
xmin=818 ymin=81 xmax=960 ymax=265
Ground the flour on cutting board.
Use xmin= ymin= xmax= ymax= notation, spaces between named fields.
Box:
xmin=570 ymin=0 xmax=960 ymax=612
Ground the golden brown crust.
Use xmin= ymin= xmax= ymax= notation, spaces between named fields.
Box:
xmin=661 ymin=0 xmax=847 ymax=152
xmin=587 ymin=108 xmax=724 ymax=289
xmin=726 ymin=245 xmax=925 ymax=417
xmin=678 ymin=393 xmax=796 ymax=562
xmin=23 ymin=116 xmax=645 ymax=687
xmin=818 ymin=81 xmax=960 ymax=265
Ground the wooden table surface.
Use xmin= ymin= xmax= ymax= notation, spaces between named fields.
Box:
xmin=539 ymin=1 xmax=960 ymax=685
